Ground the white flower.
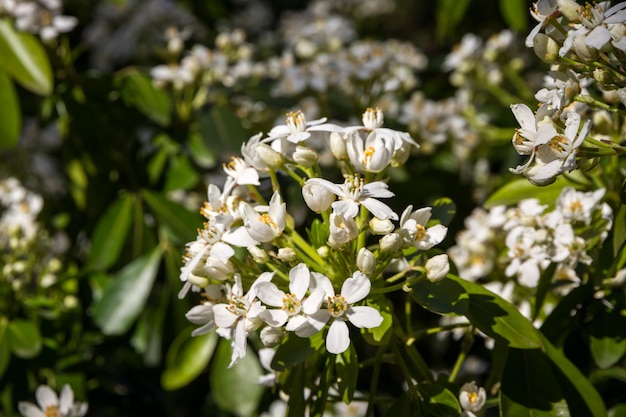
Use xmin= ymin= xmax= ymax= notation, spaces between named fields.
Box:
xmin=213 ymin=273 xmax=271 ymax=367
xmin=313 ymin=271 xmax=383 ymax=354
xmin=459 ymin=381 xmax=486 ymax=413
xmin=345 ymin=129 xmax=395 ymax=173
xmin=504 ymin=226 xmax=549 ymax=287
xmin=257 ymin=263 xmax=313 ymax=328
xmin=524 ymin=112 xmax=591 ymax=185
xmin=305 ymin=174 xmax=397 ymax=220
xmin=223 ymin=156 xmax=260 ymax=187
xmin=425 ymin=254 xmax=450 ymax=282
xmin=267 ymin=110 xmax=341 ymax=144
xmin=328 ymin=213 xmax=359 ymax=247
xmin=241 ymin=191 xmax=286 ymax=242
xmin=185 ymin=285 xmax=223 ymax=336
xmin=556 ymin=187 xmax=605 ymax=225
xmin=19 ymin=384 xmax=87 ymax=417
xmin=399 ymin=206 xmax=448 ymax=250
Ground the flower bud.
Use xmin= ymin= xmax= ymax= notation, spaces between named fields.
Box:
xmin=248 ymin=245 xmax=269 ymax=264
xmin=533 ymin=34 xmax=560 ymax=63
xmin=293 ymin=146 xmax=318 ymax=168
xmin=277 ymin=247 xmax=297 ymax=262
xmin=256 ymin=143 xmax=284 ymax=168
xmin=188 ymin=272 xmax=209 ymax=288
xmin=370 ymin=217 xmax=395 ymax=235
xmin=425 ymin=254 xmax=450 ymax=282
xmin=380 ymin=232 xmax=402 ymax=254
xmin=357 ymin=247 xmax=376 ymax=274
xmin=260 ymin=326 xmax=285 ymax=347
xmin=329 ymin=131 xmax=348 ymax=160
xmin=317 ymin=245 xmax=329 ymax=258
xmin=557 ymin=0 xmax=581 ymax=22
xmin=302 ymin=181 xmax=335 ymax=213
xmin=573 ymin=35 xmax=599 ymax=62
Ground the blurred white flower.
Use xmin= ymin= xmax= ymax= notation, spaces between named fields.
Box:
xmin=19 ymin=384 xmax=87 ymax=417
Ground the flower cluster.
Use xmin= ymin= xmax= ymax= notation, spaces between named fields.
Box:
xmin=19 ymin=384 xmax=87 ymax=417
xmin=511 ymin=0 xmax=626 ymax=184
xmin=179 ymin=108 xmax=449 ymax=366
xmin=448 ymin=186 xmax=612 ymax=291
xmin=0 ymin=0 xmax=77 ymax=41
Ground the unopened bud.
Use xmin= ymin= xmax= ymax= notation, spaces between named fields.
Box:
xmin=533 ymin=34 xmax=560 ymax=63
xmin=248 ymin=245 xmax=269 ymax=264
xmin=370 ymin=217 xmax=395 ymax=235
xmin=317 ymin=245 xmax=329 ymax=258
xmin=425 ymin=254 xmax=450 ymax=282
xmin=260 ymin=326 xmax=285 ymax=347
xmin=573 ymin=35 xmax=599 ymax=62
xmin=277 ymin=247 xmax=297 ymax=262
xmin=357 ymin=247 xmax=376 ymax=274
xmin=256 ymin=143 xmax=284 ymax=168
xmin=293 ymin=146 xmax=318 ymax=168
xmin=188 ymin=272 xmax=209 ymax=288
xmin=557 ymin=0 xmax=581 ymax=22
xmin=380 ymin=233 xmax=402 ymax=254
xmin=329 ymin=131 xmax=348 ymax=160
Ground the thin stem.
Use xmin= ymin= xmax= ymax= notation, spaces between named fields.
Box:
xmin=449 ymin=329 xmax=474 ymax=383
xmin=365 ymin=346 xmax=386 ymax=417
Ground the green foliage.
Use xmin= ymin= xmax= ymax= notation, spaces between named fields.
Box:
xmin=0 ymin=71 xmax=20 ymax=148
xmin=116 ymin=68 xmax=172 ymax=126
xmin=0 ymin=19 xmax=52 ymax=95
xmin=162 ymin=328 xmax=217 ymax=390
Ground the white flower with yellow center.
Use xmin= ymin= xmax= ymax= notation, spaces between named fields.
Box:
xmin=311 ymin=271 xmax=383 ymax=354
xmin=459 ymin=381 xmax=486 ymax=414
xmin=399 ymin=206 xmax=448 ymax=250
xmin=223 ymin=156 xmax=260 ymax=187
xmin=18 ymin=384 xmax=87 ymax=417
xmin=268 ymin=110 xmax=341 ymax=144
xmin=241 ymin=191 xmax=286 ymax=242
xmin=306 ymin=174 xmax=397 ymax=220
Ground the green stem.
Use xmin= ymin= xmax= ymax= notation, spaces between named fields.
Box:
xmin=290 ymin=230 xmax=327 ymax=269
xmin=365 ymin=347 xmax=386 ymax=417
xmin=449 ymin=329 xmax=474 ymax=383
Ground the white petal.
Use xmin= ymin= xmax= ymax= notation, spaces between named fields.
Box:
xmin=289 ymin=263 xmax=311 ymax=299
xmin=213 ymin=304 xmax=239 ymax=328
xmin=341 ymin=272 xmax=371 ymax=304
xmin=18 ymin=402 xmax=45 ymax=417
xmin=185 ymin=304 xmax=214 ymax=324
xmin=256 ymin=282 xmax=285 ymax=307
xmin=222 ymin=226 xmax=258 ymax=247
xmin=260 ymin=309 xmax=288 ymax=327
xmin=361 ymin=198 xmax=398 ymax=220
xmin=585 ymin=26 xmax=612 ymax=50
xmin=326 ymin=320 xmax=350 ymax=354
xmin=347 ymin=306 xmax=383 ymax=328
xmin=36 ymin=385 xmax=58 ymax=410
xmin=510 ymin=104 xmax=536 ymax=132
xmin=59 ymin=384 xmax=73 ymax=414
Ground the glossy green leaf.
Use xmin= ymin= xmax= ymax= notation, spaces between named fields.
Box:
xmin=542 ymin=333 xmax=606 ymax=417
xmin=0 ymin=70 xmax=20 ymax=148
xmin=92 ymin=247 xmax=162 ymax=335
xmin=448 ymin=275 xmax=542 ymax=349
xmin=499 ymin=0 xmax=528 ymax=32
xmin=188 ymin=130 xmax=218 ymax=169
xmin=500 ymin=348 xmax=569 ymax=417
xmin=0 ymin=19 xmax=52 ymax=95
xmin=86 ymin=194 xmax=134 ymax=271
xmin=540 ymin=284 xmax=593 ymax=345
xmin=142 ymin=189 xmax=199 ymax=244
xmin=210 ymin=339 xmax=264 ymax=417
xmin=589 ymin=303 xmax=626 ymax=369
xmin=198 ymin=105 xmax=249 ymax=155
xmin=609 ymin=403 xmax=626 ymax=417
xmin=161 ymin=328 xmax=217 ymax=390
xmin=335 ymin=345 xmax=358 ymax=403
xmin=383 ymin=389 xmax=424 ymax=417
xmin=272 ymin=332 xmax=324 ymax=372
xmin=417 ymin=383 xmax=461 ymax=417
xmin=131 ymin=300 xmax=167 ymax=367
xmin=116 ymin=68 xmax=171 ymax=126
xmin=429 ymin=197 xmax=456 ymax=227
xmin=7 ymin=319 xmax=42 ymax=359
xmin=411 ymin=277 xmax=469 ymax=316
xmin=484 ymin=177 xmax=571 ymax=208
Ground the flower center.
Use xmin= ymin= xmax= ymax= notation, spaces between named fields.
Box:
xmin=568 ymin=200 xmax=583 ymax=215
xmin=282 ymin=294 xmax=302 ymax=315
xmin=327 ymin=295 xmax=348 ymax=317
xmin=44 ymin=405 xmax=60 ymax=417
xmin=549 ymin=134 xmax=570 ymax=157
xmin=414 ymin=224 xmax=426 ymax=241
xmin=362 ymin=107 xmax=384 ymax=130
xmin=259 ymin=213 xmax=277 ymax=228
xmin=286 ymin=110 xmax=306 ymax=133
xmin=362 ymin=146 xmax=376 ymax=167
xmin=227 ymin=295 xmax=249 ymax=315
xmin=343 ymin=173 xmax=364 ymax=201
xmin=466 ymin=392 xmax=479 ymax=404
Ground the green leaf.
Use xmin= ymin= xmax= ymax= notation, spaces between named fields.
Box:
xmin=92 ymin=247 xmax=162 ymax=335
xmin=0 ymin=70 xmax=20 ymax=148
xmin=116 ymin=68 xmax=171 ymax=126
xmin=131 ymin=298 xmax=167 ymax=367
xmin=499 ymin=0 xmax=528 ymax=32
xmin=0 ymin=19 xmax=52 ymax=95
xmin=272 ymin=333 xmax=324 ymax=371
xmin=163 ymin=154 xmax=199 ymax=192
xmin=285 ymin=365 xmax=308 ymax=417
xmin=542 ymin=333 xmax=606 ymax=417
xmin=429 ymin=197 xmax=456 ymax=227
xmin=435 ymin=0 xmax=471 ymax=42
xmin=87 ymin=194 xmax=134 ymax=271
xmin=500 ymin=348 xmax=569 ymax=417
xmin=485 ymin=177 xmax=571 ymax=208
xmin=335 ymin=345 xmax=358 ymax=403
xmin=540 ymin=284 xmax=593 ymax=345
xmin=416 ymin=383 xmax=461 ymax=417
xmin=383 ymin=389 xmax=424 ymax=417
xmin=448 ymin=275 xmax=543 ymax=349
xmin=142 ymin=189 xmax=199 ymax=244
xmin=7 ymin=319 xmax=42 ymax=359
xmin=188 ymin=129 xmax=218 ymax=169
xmin=161 ymin=328 xmax=217 ymax=390
xmin=588 ymin=302 xmax=626 ymax=369
xmin=362 ymin=294 xmax=393 ymax=345
xmin=609 ymin=403 xmax=626 ymax=417
xmin=411 ymin=277 xmax=469 ymax=316
xmin=0 ymin=319 xmax=10 ymax=378
xmin=307 ymin=218 xmax=330 ymax=249
xmin=198 ymin=105 xmax=249 ymax=155
xmin=613 ymin=205 xmax=626 ymax=268
xmin=210 ymin=339 xmax=264 ymax=417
